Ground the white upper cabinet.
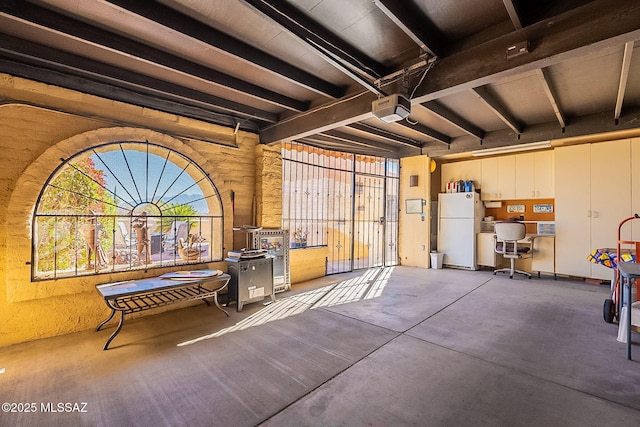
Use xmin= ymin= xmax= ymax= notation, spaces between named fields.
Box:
xmin=440 ymin=159 xmax=481 ymax=192
xmin=441 ymin=150 xmax=552 ymax=201
xmin=480 ymin=155 xmax=515 ymax=200
xmin=497 ymin=155 xmax=516 ymax=199
xmin=534 ymin=151 xmax=555 ymax=198
xmin=515 ymin=150 xmax=554 ymax=199
xmin=480 ymin=157 xmax=498 ymax=200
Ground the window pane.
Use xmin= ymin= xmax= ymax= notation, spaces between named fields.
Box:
xmin=33 ymin=141 xmax=224 ymax=280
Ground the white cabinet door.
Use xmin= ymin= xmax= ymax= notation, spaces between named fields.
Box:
xmin=531 ymin=236 xmax=555 ymax=273
xmin=480 ymin=157 xmax=498 ymax=200
xmin=589 ymin=139 xmax=631 ymax=280
xmin=476 ymin=233 xmax=498 ymax=267
xmin=515 ymin=153 xmax=535 ymax=199
xmin=534 ymin=150 xmax=554 ymax=198
xmin=515 ymin=151 xmax=554 ymax=199
xmin=497 ymin=155 xmax=516 ymax=199
xmin=481 ymin=156 xmax=515 ymax=200
xmin=555 ymin=144 xmax=591 ymax=277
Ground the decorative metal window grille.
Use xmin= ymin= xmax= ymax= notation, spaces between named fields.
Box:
xmin=32 ymin=141 xmax=224 ymax=280
xmin=282 ymin=142 xmax=399 ymax=274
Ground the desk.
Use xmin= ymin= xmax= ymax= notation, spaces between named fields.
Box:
xmin=477 ymin=233 xmax=555 ymax=276
xmin=96 ymin=270 xmax=230 ymax=350
xmin=617 ymin=262 xmax=640 ymax=360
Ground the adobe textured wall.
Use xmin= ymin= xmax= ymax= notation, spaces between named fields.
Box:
xmin=0 ymin=75 xmax=260 ymax=347
xmin=255 ymin=143 xmax=283 ymax=229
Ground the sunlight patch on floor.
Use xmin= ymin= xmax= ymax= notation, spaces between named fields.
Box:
xmin=177 ymin=266 xmax=394 ymax=346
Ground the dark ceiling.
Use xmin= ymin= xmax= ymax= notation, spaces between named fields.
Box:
xmin=1 ymin=0 xmax=640 ymax=159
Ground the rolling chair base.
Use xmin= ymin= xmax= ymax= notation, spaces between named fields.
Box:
xmin=494 ymin=267 xmax=532 ymax=279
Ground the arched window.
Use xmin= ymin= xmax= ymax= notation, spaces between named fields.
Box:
xmin=32 ymin=141 xmax=224 ymax=280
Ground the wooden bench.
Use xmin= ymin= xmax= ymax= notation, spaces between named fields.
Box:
xmin=95 ymin=270 xmax=230 ymax=350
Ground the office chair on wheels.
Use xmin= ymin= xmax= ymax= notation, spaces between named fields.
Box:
xmin=494 ymin=221 xmax=532 ymax=279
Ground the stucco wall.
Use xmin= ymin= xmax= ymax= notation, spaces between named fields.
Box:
xmin=289 ymin=247 xmax=329 ymax=284
xmin=399 ymin=155 xmax=432 ymax=268
xmin=0 ymin=75 xmax=260 ymax=347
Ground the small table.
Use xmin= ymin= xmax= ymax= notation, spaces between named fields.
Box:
xmin=617 ymin=262 xmax=640 ymax=360
xmin=96 ymin=270 xmax=230 ymax=350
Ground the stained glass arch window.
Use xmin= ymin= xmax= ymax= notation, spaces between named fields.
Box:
xmin=32 ymin=141 xmax=224 ymax=280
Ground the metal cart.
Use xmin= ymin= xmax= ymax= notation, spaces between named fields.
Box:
xmin=603 ymin=214 xmax=640 ymax=324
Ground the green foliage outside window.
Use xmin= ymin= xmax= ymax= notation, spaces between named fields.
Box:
xmin=36 ymin=157 xmax=116 ymax=273
xmin=160 ymin=203 xmax=199 ymax=232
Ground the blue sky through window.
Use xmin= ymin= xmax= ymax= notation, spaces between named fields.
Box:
xmin=91 ymin=147 xmax=209 ymax=215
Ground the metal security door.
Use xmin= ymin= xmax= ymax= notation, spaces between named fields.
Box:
xmin=326 ymin=168 xmax=353 ymax=274
xmin=352 ymin=174 xmax=386 ymax=270
xmin=326 ymin=171 xmax=399 ymax=274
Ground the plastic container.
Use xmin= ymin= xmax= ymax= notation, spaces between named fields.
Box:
xmin=430 ymin=252 xmax=443 ymax=269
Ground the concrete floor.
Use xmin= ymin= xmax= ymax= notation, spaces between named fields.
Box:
xmin=1 ymin=266 xmax=639 ymax=426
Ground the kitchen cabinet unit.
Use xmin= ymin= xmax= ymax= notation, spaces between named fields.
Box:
xmin=515 ymin=151 xmax=554 ymax=199
xmin=531 ymin=236 xmax=555 ymax=275
xmin=440 ymin=159 xmax=481 ymax=192
xmin=555 ymin=140 xmax=631 ymax=280
xmin=480 ymin=155 xmax=515 ymax=200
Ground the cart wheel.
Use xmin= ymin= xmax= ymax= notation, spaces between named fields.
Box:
xmin=603 ymin=298 xmax=615 ymax=323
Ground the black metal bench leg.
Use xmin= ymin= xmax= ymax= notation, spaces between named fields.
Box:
xmin=103 ymin=311 xmax=125 ymax=351
xmin=96 ymin=308 xmax=116 ymax=331
xmin=213 ymin=292 xmax=229 ymax=317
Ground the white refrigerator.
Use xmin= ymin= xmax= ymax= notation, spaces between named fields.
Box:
xmin=437 ymin=192 xmax=483 ymax=270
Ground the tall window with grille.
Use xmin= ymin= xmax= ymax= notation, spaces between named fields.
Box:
xmin=32 ymin=141 xmax=224 ymax=280
xmin=282 ymin=142 xmax=399 ymax=274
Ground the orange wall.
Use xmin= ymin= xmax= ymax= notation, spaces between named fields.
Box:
xmin=485 ymin=198 xmax=555 ymax=233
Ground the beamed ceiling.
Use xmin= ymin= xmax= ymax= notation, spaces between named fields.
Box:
xmin=1 ymin=0 xmax=640 ymax=159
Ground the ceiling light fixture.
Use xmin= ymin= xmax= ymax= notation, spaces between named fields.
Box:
xmin=471 ymin=141 xmax=551 ymax=157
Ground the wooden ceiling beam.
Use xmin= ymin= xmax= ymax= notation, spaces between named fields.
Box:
xmin=261 ymin=0 xmax=640 ymax=144
xmin=372 ymin=0 xmax=444 ymax=57
xmin=347 ymin=123 xmax=422 ymax=149
xmin=320 ymin=130 xmax=400 ymax=154
xmin=0 ymin=58 xmax=268 ymax=132
xmin=0 ymin=34 xmax=276 ymax=125
xmin=502 ymin=0 xmax=524 ymax=30
xmin=471 ymin=86 xmax=522 ymax=134
xmin=395 ymin=120 xmax=451 ymax=145
xmin=104 ymin=0 xmax=345 ymax=100
xmin=299 ymin=135 xmax=398 ymax=157
xmin=423 ymin=106 xmax=640 ymax=158
xmin=535 ymin=68 xmax=566 ymax=129
xmin=422 ymin=101 xmax=485 ymax=140
xmin=0 ymin=1 xmax=308 ymax=111
xmin=615 ymin=41 xmax=635 ymax=121
xmin=242 ymin=0 xmax=387 ymax=86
